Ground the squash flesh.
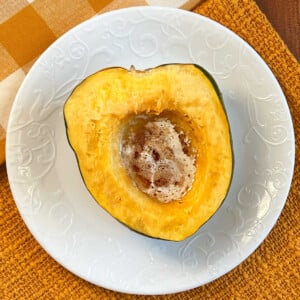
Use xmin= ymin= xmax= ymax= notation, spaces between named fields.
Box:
xmin=64 ymin=64 xmax=233 ymax=241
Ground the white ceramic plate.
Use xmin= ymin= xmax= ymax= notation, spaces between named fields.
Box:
xmin=6 ymin=7 xmax=295 ymax=295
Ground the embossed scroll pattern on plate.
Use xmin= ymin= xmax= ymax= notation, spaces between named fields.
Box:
xmin=6 ymin=7 xmax=294 ymax=295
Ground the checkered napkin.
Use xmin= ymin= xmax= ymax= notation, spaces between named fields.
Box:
xmin=0 ymin=0 xmax=202 ymax=164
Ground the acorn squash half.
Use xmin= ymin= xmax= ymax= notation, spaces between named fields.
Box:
xmin=64 ymin=64 xmax=233 ymax=241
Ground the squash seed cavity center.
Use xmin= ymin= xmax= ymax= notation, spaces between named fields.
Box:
xmin=120 ymin=114 xmax=196 ymax=203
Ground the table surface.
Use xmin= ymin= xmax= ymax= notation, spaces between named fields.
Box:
xmin=255 ymin=0 xmax=299 ymax=61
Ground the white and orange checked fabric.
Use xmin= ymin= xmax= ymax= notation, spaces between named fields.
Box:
xmin=0 ymin=0 xmax=203 ymax=164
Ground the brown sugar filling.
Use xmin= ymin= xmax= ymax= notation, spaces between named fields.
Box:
xmin=120 ymin=113 xmax=196 ymax=203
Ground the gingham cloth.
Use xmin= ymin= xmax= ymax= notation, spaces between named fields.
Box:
xmin=0 ymin=0 xmax=202 ymax=164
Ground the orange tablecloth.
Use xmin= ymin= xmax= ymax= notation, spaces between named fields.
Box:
xmin=0 ymin=0 xmax=299 ymax=299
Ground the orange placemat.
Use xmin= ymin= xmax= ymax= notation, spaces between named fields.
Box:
xmin=1 ymin=0 xmax=299 ymax=299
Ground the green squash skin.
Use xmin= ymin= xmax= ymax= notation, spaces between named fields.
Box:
xmin=63 ymin=63 xmax=234 ymax=241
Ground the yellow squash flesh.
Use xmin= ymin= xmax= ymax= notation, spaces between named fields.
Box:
xmin=64 ymin=64 xmax=233 ymax=241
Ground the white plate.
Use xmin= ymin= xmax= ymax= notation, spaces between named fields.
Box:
xmin=6 ymin=7 xmax=295 ymax=295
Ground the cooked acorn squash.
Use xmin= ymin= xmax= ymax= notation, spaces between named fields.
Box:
xmin=64 ymin=64 xmax=233 ymax=241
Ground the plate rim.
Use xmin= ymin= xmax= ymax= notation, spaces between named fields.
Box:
xmin=6 ymin=6 xmax=296 ymax=295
